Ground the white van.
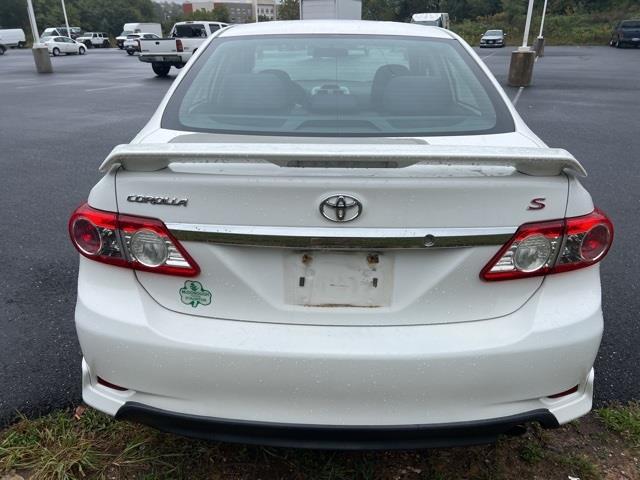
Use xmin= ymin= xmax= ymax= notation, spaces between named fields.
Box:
xmin=411 ymin=13 xmax=450 ymax=29
xmin=0 ymin=29 xmax=26 ymax=48
xmin=116 ymin=23 xmax=163 ymax=49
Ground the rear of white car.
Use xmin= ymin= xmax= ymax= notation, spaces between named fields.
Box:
xmin=70 ymin=21 xmax=613 ymax=448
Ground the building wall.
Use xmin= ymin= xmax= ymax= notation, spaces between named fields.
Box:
xmin=217 ymin=2 xmax=253 ymax=23
xmin=257 ymin=1 xmax=276 ymax=19
xmin=183 ymin=0 xmax=277 ymax=22
xmin=183 ymin=1 xmax=215 ymax=15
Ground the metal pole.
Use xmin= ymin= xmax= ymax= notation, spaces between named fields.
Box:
xmin=27 ymin=0 xmax=53 ymax=73
xmin=538 ymin=0 xmax=548 ymax=37
xmin=61 ymin=0 xmax=71 ymax=38
xmin=26 ymin=0 xmax=40 ymax=44
xmin=521 ymin=0 xmax=535 ymax=48
xmin=254 ymin=0 xmax=259 ymax=21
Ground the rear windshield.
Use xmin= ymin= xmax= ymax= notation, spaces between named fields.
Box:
xmin=163 ymin=34 xmax=514 ymax=137
xmin=173 ymin=24 xmax=207 ymax=38
xmin=621 ymin=21 xmax=640 ymax=28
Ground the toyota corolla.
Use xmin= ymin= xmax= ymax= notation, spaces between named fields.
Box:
xmin=69 ymin=20 xmax=613 ymax=449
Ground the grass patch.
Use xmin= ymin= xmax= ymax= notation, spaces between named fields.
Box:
xmin=453 ymin=5 xmax=640 ymax=46
xmin=1 ymin=404 xmax=640 ymax=479
xmin=556 ymin=453 xmax=600 ymax=480
xmin=597 ymin=401 xmax=640 ymax=445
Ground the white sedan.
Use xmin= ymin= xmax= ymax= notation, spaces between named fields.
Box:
xmin=69 ymin=20 xmax=613 ymax=449
xmin=43 ymin=36 xmax=86 ymax=56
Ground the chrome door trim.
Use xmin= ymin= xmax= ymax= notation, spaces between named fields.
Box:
xmin=167 ymin=224 xmax=516 ymax=250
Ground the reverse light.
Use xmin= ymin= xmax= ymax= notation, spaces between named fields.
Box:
xmin=481 ymin=209 xmax=613 ymax=281
xmin=69 ymin=203 xmax=199 ymax=277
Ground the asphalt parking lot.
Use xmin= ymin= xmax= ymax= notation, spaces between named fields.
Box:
xmin=0 ymin=46 xmax=638 ymax=425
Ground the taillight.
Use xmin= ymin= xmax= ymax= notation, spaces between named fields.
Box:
xmin=69 ymin=203 xmax=199 ymax=277
xmin=135 ymin=39 xmax=140 ymax=50
xmin=176 ymin=38 xmax=183 ymax=52
xmin=481 ymin=209 xmax=613 ymax=281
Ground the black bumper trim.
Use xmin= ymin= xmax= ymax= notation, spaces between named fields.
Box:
xmin=115 ymin=402 xmax=559 ymax=450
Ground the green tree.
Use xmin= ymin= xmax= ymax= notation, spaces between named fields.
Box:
xmin=184 ymin=6 xmax=231 ymax=23
xmin=500 ymin=0 xmax=526 ymax=22
xmin=278 ymin=0 xmax=300 ymax=20
xmin=362 ymin=0 xmax=397 ymax=21
xmin=0 ymin=0 xmax=29 ymax=32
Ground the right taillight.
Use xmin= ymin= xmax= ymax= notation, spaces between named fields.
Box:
xmin=481 ymin=208 xmax=613 ymax=281
xmin=69 ymin=203 xmax=199 ymax=277
xmin=176 ymin=38 xmax=183 ymax=52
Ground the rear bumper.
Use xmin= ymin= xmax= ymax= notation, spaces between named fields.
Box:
xmin=115 ymin=400 xmax=558 ymax=449
xmin=138 ymin=54 xmax=186 ymax=65
xmin=76 ymin=259 xmax=602 ymax=436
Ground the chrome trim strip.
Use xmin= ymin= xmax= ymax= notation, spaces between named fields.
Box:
xmin=167 ymin=224 xmax=516 ymax=249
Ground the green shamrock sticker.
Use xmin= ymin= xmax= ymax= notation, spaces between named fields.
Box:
xmin=179 ymin=281 xmax=212 ymax=308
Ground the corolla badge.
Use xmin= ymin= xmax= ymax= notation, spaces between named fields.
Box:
xmin=319 ymin=194 xmax=362 ymax=222
xmin=127 ymin=194 xmax=188 ymax=207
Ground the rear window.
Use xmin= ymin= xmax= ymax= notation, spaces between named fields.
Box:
xmin=621 ymin=21 xmax=640 ymax=29
xmin=163 ymin=34 xmax=514 ymax=137
xmin=174 ymin=24 xmax=207 ymax=38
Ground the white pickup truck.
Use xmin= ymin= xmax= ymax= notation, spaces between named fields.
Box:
xmin=138 ymin=21 xmax=229 ymax=77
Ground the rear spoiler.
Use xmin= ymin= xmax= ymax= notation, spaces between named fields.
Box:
xmin=99 ymin=143 xmax=587 ymax=177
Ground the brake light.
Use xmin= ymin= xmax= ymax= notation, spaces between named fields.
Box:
xmin=69 ymin=203 xmax=199 ymax=277
xmin=176 ymin=38 xmax=183 ymax=52
xmin=481 ymin=209 xmax=613 ymax=281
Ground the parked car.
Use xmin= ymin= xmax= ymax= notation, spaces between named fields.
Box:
xmin=116 ymin=23 xmax=163 ymax=49
xmin=70 ymin=20 xmax=613 ymax=449
xmin=124 ymin=32 xmax=161 ymax=55
xmin=42 ymin=27 xmax=82 ymax=40
xmin=43 ymin=36 xmax=86 ymax=56
xmin=76 ymin=32 xmax=110 ymax=48
xmin=0 ymin=28 xmax=26 ymax=48
xmin=138 ymin=21 xmax=229 ymax=77
xmin=480 ymin=29 xmax=506 ymax=47
xmin=609 ymin=19 xmax=640 ymax=48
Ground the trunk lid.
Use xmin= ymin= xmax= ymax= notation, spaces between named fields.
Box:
xmin=112 ymin=142 xmax=579 ymax=326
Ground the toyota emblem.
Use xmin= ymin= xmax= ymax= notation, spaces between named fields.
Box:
xmin=319 ymin=194 xmax=362 ymax=222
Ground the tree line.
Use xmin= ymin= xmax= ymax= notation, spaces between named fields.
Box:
xmin=0 ymin=0 xmax=631 ymax=39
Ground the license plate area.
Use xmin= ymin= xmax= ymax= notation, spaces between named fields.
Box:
xmin=284 ymin=251 xmax=393 ymax=307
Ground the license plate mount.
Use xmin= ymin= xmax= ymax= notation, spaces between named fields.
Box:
xmin=284 ymin=251 xmax=393 ymax=307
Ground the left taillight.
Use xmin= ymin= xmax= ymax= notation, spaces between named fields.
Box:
xmin=481 ymin=208 xmax=613 ymax=281
xmin=69 ymin=203 xmax=200 ymax=277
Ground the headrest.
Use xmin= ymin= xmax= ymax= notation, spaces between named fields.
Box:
xmin=381 ymin=76 xmax=452 ymax=116
xmin=219 ymin=73 xmax=291 ymax=114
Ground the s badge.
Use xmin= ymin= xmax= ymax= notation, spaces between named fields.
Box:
xmin=527 ymin=198 xmax=546 ymax=210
